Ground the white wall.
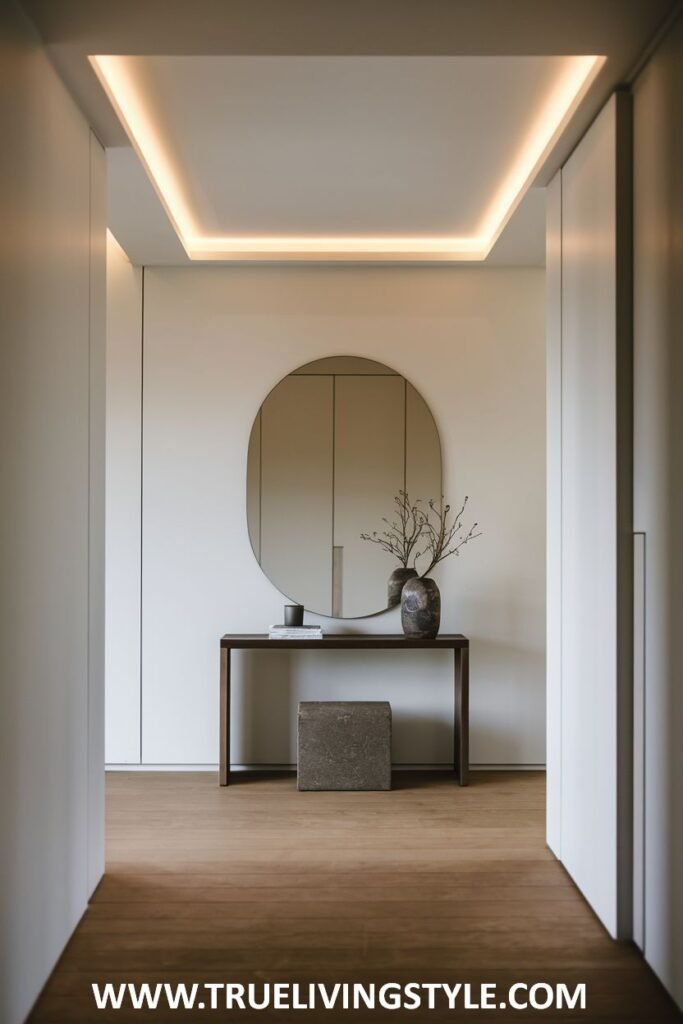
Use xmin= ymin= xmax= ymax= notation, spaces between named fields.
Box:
xmin=87 ymin=121 xmax=107 ymax=901
xmin=633 ymin=13 xmax=683 ymax=1007
xmin=545 ymin=172 xmax=562 ymax=856
xmin=0 ymin=3 xmax=106 ymax=1022
xmin=108 ymin=265 xmax=546 ymax=768
xmin=545 ymin=94 xmax=633 ymax=940
xmin=105 ymin=232 xmax=143 ymax=764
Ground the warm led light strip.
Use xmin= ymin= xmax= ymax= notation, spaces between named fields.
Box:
xmin=91 ymin=54 xmax=603 ymax=262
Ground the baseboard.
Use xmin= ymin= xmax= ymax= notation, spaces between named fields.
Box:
xmin=106 ymin=762 xmax=546 ymax=772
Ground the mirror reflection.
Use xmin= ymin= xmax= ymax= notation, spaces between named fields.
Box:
xmin=247 ymin=356 xmax=442 ymax=618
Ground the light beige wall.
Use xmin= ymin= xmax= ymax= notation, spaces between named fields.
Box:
xmin=87 ymin=127 xmax=107 ymax=900
xmin=246 ymin=410 xmax=262 ymax=562
xmin=633 ymin=12 xmax=683 ymax=1009
xmin=135 ymin=265 xmax=545 ymax=767
xmin=545 ymin=172 xmax=562 ymax=857
xmin=0 ymin=3 xmax=106 ymax=1021
xmin=105 ymin=232 xmax=143 ymax=764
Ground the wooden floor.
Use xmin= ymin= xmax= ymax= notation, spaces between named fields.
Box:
xmin=30 ymin=771 xmax=680 ymax=1022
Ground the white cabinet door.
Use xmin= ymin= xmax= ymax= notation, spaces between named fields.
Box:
xmin=547 ymin=94 xmax=633 ymax=939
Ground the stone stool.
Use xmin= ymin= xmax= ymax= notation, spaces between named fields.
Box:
xmin=297 ymin=701 xmax=392 ymax=791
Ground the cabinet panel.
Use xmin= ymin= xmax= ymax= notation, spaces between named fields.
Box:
xmin=105 ymin=235 xmax=142 ymax=765
xmin=334 ymin=376 xmax=404 ymax=618
xmin=550 ymin=94 xmax=632 ymax=939
xmin=261 ymin=376 xmax=333 ymax=615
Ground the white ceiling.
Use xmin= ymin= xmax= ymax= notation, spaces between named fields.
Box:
xmin=107 ymin=146 xmax=546 ymax=266
xmin=105 ymin=54 xmax=559 ymax=265
xmin=25 ymin=0 xmax=677 ymax=151
xmin=23 ymin=0 xmax=676 ymax=266
xmin=109 ymin=55 xmax=567 ymax=240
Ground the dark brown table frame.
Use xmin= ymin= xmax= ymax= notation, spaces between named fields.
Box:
xmin=219 ymin=634 xmax=469 ymax=787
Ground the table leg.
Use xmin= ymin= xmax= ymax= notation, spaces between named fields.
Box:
xmin=454 ymin=646 xmax=469 ymax=786
xmin=219 ymin=646 xmax=231 ymax=786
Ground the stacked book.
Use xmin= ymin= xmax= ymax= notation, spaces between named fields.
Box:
xmin=268 ymin=624 xmax=324 ymax=640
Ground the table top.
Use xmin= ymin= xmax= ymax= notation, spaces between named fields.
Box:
xmin=221 ymin=633 xmax=468 ymax=650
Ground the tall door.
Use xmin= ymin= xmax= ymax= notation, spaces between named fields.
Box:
xmin=546 ymin=93 xmax=633 ymax=938
xmin=632 ymin=14 xmax=683 ymax=1008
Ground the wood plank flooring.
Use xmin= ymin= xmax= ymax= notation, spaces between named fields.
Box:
xmin=29 ymin=771 xmax=681 ymax=1022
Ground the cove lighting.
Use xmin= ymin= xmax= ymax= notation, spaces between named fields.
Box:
xmin=91 ymin=54 xmax=603 ymax=262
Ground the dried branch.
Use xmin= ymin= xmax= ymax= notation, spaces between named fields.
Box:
xmin=416 ymin=495 xmax=482 ymax=576
xmin=360 ymin=490 xmax=427 ymax=568
xmin=361 ymin=490 xmax=482 ymax=575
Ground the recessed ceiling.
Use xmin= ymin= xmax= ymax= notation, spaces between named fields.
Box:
xmin=24 ymin=0 xmax=677 ymax=266
xmin=106 ymin=146 xmax=547 ymax=267
xmin=92 ymin=54 xmax=599 ymax=261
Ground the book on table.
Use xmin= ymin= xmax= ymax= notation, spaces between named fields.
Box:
xmin=268 ymin=625 xmax=324 ymax=639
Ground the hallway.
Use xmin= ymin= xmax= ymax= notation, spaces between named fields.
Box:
xmin=29 ymin=772 xmax=680 ymax=1021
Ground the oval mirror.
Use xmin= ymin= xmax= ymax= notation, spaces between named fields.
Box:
xmin=247 ymin=356 xmax=442 ymax=618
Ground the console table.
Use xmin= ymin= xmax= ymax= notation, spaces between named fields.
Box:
xmin=219 ymin=634 xmax=469 ymax=787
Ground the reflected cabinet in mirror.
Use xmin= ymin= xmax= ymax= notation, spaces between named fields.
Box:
xmin=247 ymin=356 xmax=442 ymax=618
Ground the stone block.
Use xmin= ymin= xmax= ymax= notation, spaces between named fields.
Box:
xmin=297 ymin=701 xmax=392 ymax=791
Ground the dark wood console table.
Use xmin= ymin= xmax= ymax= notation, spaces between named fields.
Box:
xmin=219 ymin=634 xmax=469 ymax=787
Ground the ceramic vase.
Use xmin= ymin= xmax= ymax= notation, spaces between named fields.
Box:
xmin=387 ymin=567 xmax=418 ymax=608
xmin=401 ymin=576 xmax=441 ymax=639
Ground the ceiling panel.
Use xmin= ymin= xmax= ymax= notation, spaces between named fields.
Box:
xmin=96 ymin=53 xmax=595 ymax=261
xmin=25 ymin=0 xmax=674 ymax=264
xmin=107 ymin=146 xmax=546 ymax=267
xmin=24 ymin=0 xmax=678 ymax=154
xmin=113 ymin=55 xmax=566 ymax=238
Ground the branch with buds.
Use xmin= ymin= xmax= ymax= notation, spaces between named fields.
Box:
xmin=360 ymin=490 xmax=481 ymax=575
xmin=360 ymin=490 xmax=427 ymax=568
xmin=416 ymin=495 xmax=482 ymax=577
